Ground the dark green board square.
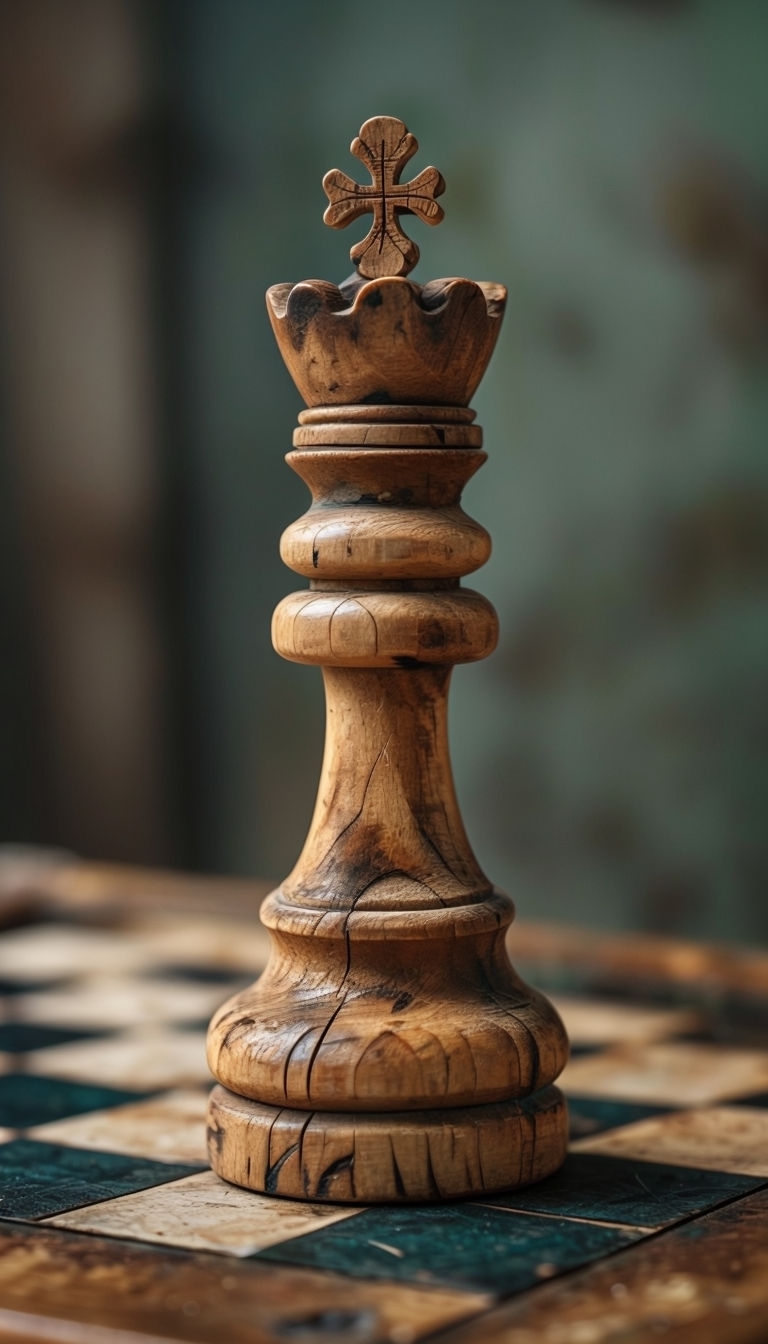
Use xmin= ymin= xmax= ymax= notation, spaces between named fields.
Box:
xmin=0 ymin=1024 xmax=104 ymax=1053
xmin=0 ymin=1139 xmax=204 ymax=1219
xmin=486 ymin=1152 xmax=764 ymax=1229
xmin=0 ymin=976 xmax=66 ymax=997
xmin=568 ymin=1094 xmax=673 ymax=1141
xmin=149 ymin=964 xmax=253 ymax=988
xmin=0 ymin=1074 xmax=154 ymax=1128
xmin=256 ymin=1203 xmax=639 ymax=1293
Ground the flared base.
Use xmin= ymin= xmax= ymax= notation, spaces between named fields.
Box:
xmin=207 ymin=1083 xmax=568 ymax=1204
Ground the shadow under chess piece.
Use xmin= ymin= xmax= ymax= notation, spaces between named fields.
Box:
xmin=206 ymin=116 xmax=569 ymax=1202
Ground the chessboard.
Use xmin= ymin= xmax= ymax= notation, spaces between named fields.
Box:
xmin=0 ymin=863 xmax=767 ymax=1343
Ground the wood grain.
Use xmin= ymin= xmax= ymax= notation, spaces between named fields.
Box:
xmin=207 ymin=407 xmax=569 ymax=1194
xmin=0 ymin=848 xmax=270 ymax=923
xmin=0 ymin=1219 xmax=487 ymax=1344
xmin=208 ymin=1086 xmax=567 ymax=1204
xmin=509 ymin=919 xmax=768 ymax=1001
xmin=322 ymin=115 xmax=445 ymax=279
xmin=433 ymin=1187 xmax=768 ymax=1344
xmin=208 ymin=119 xmax=567 ymax=1202
xmin=266 ymin=279 xmax=505 ymax=409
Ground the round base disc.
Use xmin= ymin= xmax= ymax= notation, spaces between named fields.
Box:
xmin=207 ymin=1084 xmax=568 ymax=1204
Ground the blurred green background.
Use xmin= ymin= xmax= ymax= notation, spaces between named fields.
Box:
xmin=1 ymin=0 xmax=767 ymax=941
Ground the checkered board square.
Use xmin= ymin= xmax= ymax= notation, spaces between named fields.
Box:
xmin=0 ymin=909 xmax=766 ymax=1344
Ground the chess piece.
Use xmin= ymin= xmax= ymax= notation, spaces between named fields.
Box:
xmin=207 ymin=117 xmax=569 ymax=1202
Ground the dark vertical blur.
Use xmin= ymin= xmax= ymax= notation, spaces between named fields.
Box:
xmin=0 ymin=0 xmax=179 ymax=863
xmin=142 ymin=0 xmax=205 ymax=869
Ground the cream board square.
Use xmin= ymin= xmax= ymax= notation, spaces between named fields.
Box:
xmin=27 ymin=1029 xmax=211 ymax=1090
xmin=561 ymin=1042 xmax=768 ymax=1105
xmin=0 ymin=925 xmax=153 ymax=979
xmin=129 ymin=916 xmax=272 ymax=971
xmin=550 ymin=995 xmax=701 ymax=1046
xmin=573 ymin=1104 xmax=768 ymax=1177
xmin=16 ymin=977 xmax=226 ymax=1030
xmin=47 ymin=1170 xmax=360 ymax=1255
xmin=28 ymin=1089 xmax=209 ymax=1164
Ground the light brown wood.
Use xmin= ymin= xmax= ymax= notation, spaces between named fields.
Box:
xmin=322 ymin=115 xmax=445 ymax=279
xmin=0 ymin=1220 xmax=485 ymax=1343
xmin=0 ymin=848 xmax=271 ymax=923
xmin=266 ymin=278 xmax=506 ymax=408
xmin=207 ymin=117 xmax=569 ymax=1202
xmin=208 ymin=1086 xmax=566 ymax=1203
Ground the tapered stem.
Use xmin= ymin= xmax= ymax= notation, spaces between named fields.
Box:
xmin=284 ymin=666 xmax=490 ymax=914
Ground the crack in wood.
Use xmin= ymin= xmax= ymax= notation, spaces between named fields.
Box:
xmin=315 ymin=1151 xmax=355 ymax=1199
xmin=265 ymin=1140 xmax=299 ymax=1195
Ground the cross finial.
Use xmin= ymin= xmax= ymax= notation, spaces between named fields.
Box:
xmin=322 ymin=116 xmax=445 ymax=280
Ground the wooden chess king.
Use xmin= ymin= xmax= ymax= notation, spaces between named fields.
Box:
xmin=207 ymin=117 xmax=569 ymax=1202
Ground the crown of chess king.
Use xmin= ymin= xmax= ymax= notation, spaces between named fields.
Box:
xmin=267 ymin=115 xmax=506 ymax=408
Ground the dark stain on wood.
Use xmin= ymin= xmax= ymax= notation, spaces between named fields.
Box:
xmin=316 ymin=1153 xmax=355 ymax=1200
